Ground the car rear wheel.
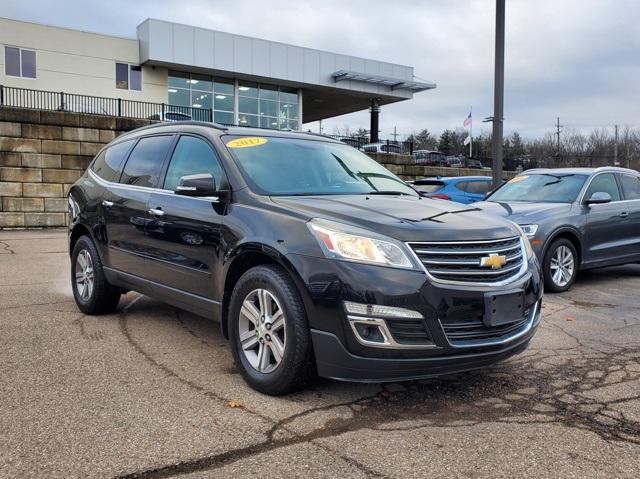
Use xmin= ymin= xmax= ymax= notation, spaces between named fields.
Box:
xmin=543 ymin=239 xmax=578 ymax=293
xmin=229 ymin=265 xmax=313 ymax=395
xmin=71 ymin=235 xmax=121 ymax=314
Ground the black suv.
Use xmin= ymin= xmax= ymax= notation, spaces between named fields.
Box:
xmin=68 ymin=122 xmax=543 ymax=395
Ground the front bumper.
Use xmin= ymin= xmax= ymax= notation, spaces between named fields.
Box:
xmin=312 ymin=301 xmax=540 ymax=381
xmin=287 ymin=252 xmax=543 ymax=381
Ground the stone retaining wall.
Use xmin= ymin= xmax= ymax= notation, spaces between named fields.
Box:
xmin=0 ymin=107 xmax=153 ymax=228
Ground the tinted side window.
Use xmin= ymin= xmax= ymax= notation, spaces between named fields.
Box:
xmin=620 ymin=174 xmax=640 ymax=200
xmin=91 ymin=140 xmax=134 ymax=182
xmin=455 ymin=181 xmax=469 ymax=192
xmin=466 ymin=181 xmax=491 ymax=194
xmin=164 ymin=136 xmax=223 ymax=191
xmin=120 ymin=135 xmax=173 ymax=188
xmin=585 ymin=173 xmax=621 ymax=201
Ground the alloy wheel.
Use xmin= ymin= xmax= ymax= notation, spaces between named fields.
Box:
xmin=238 ymin=288 xmax=286 ymax=373
xmin=550 ymin=245 xmax=574 ymax=287
xmin=75 ymin=249 xmax=94 ymax=300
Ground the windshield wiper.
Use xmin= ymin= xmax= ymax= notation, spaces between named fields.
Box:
xmin=366 ymin=190 xmax=413 ymax=196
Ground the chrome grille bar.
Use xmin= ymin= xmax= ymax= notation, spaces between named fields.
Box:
xmin=407 ymin=236 xmax=527 ymax=286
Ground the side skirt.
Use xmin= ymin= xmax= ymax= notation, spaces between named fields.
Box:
xmin=103 ymin=266 xmax=221 ymax=321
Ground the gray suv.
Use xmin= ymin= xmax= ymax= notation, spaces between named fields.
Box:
xmin=475 ymin=167 xmax=640 ymax=292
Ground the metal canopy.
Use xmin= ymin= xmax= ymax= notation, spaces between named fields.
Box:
xmin=332 ymin=70 xmax=436 ymax=92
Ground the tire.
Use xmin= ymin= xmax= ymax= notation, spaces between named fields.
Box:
xmin=228 ymin=265 xmax=314 ymax=395
xmin=543 ymin=238 xmax=578 ymax=293
xmin=71 ymin=235 xmax=121 ymax=314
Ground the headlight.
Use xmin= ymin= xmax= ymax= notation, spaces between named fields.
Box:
xmin=513 ymin=223 xmax=535 ymax=260
xmin=308 ymin=219 xmax=416 ymax=269
xmin=519 ymin=224 xmax=539 ymax=237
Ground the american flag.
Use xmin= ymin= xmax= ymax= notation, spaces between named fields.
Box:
xmin=463 ymin=111 xmax=472 ymax=128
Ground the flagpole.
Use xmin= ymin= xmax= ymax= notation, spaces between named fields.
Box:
xmin=469 ymin=106 xmax=473 ymax=158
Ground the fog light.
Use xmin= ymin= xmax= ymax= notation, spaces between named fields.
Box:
xmin=353 ymin=323 xmax=385 ymax=343
xmin=344 ymin=301 xmax=423 ymax=319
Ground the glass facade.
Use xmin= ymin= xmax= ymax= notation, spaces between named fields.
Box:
xmin=167 ymin=70 xmax=300 ymax=130
xmin=237 ymin=81 xmax=299 ymax=130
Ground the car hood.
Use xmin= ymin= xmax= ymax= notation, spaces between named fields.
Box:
xmin=474 ymin=200 xmax=573 ymax=223
xmin=270 ymin=195 xmax=518 ymax=242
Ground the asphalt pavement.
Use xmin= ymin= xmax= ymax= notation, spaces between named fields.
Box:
xmin=1 ymin=230 xmax=638 ymax=478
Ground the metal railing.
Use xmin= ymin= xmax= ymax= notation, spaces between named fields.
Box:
xmin=324 ymin=134 xmax=413 ymax=155
xmin=0 ymin=85 xmax=213 ymax=122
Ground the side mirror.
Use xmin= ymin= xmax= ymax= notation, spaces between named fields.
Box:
xmin=585 ymin=191 xmax=612 ymax=205
xmin=175 ymin=173 xmax=217 ymax=197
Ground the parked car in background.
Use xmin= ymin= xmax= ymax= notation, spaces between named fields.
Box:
xmin=446 ymin=156 xmax=463 ymax=168
xmin=464 ymin=158 xmax=484 ymax=169
xmin=411 ymin=176 xmax=493 ymax=204
xmin=335 ymin=136 xmax=362 ymax=148
xmin=475 ymin=167 xmax=640 ymax=292
xmin=68 ymin=123 xmax=542 ymax=394
xmin=360 ymin=142 xmax=403 ymax=154
xmin=148 ymin=111 xmax=193 ymax=122
xmin=415 ymin=150 xmax=446 ymax=166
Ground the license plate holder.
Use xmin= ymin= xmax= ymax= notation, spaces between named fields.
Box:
xmin=484 ymin=289 xmax=525 ymax=327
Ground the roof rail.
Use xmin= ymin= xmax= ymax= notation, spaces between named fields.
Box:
xmin=124 ymin=120 xmax=229 ymax=136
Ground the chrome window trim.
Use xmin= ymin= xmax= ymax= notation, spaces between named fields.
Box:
xmin=347 ymin=315 xmax=438 ymax=350
xmin=87 ymin=168 xmax=221 ymax=203
xmin=439 ymin=300 xmax=540 ymax=349
xmin=405 ymin=236 xmax=529 ymax=287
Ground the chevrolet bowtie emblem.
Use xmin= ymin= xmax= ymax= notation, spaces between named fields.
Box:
xmin=480 ymin=253 xmax=507 ymax=269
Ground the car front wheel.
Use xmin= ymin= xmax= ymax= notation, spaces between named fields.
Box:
xmin=229 ymin=265 xmax=313 ymax=395
xmin=543 ymin=239 xmax=578 ymax=293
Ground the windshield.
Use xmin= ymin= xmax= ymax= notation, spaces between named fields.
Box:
xmin=488 ymin=173 xmax=588 ymax=203
xmin=224 ymin=135 xmax=418 ymax=196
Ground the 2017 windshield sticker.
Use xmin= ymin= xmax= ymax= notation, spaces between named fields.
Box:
xmin=227 ymin=137 xmax=268 ymax=148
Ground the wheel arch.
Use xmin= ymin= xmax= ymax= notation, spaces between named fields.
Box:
xmin=220 ymin=243 xmax=311 ymax=339
xmin=543 ymin=227 xmax=583 ymax=265
xmin=69 ymin=222 xmax=92 ymax=256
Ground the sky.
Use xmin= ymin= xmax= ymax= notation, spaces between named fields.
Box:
xmin=3 ymin=0 xmax=640 ymax=141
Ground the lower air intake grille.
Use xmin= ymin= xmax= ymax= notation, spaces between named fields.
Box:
xmin=441 ymin=308 xmax=531 ymax=345
xmin=386 ymin=318 xmax=431 ymax=345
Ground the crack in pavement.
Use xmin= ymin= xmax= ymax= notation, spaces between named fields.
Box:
xmin=114 ymin=300 xmax=640 ymax=479
xmin=0 ymin=299 xmax=74 ymax=311
xmin=0 ymin=240 xmax=16 ymax=254
xmin=116 ymin=297 xmax=388 ymax=479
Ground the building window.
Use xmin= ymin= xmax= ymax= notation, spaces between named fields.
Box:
xmin=168 ymin=70 xmax=235 ymax=124
xmin=116 ymin=63 xmax=142 ymax=91
xmin=238 ymin=81 xmax=299 ymax=130
xmin=4 ymin=46 xmax=36 ymax=78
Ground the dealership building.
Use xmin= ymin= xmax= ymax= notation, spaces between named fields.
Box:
xmin=0 ymin=16 xmax=434 ymax=139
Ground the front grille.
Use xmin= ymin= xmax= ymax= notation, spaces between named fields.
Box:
xmin=408 ymin=236 xmax=525 ymax=284
xmin=386 ymin=318 xmax=431 ymax=345
xmin=441 ymin=308 xmax=531 ymax=345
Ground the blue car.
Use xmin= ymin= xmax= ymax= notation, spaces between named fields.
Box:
xmin=411 ymin=176 xmax=493 ymax=204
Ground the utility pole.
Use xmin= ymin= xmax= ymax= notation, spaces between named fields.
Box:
xmin=491 ymin=0 xmax=505 ymax=188
xmin=469 ymin=106 xmax=473 ymax=158
xmin=614 ymin=124 xmax=619 ymax=166
xmin=392 ymin=126 xmax=398 ymax=142
xmin=555 ymin=117 xmax=562 ymax=159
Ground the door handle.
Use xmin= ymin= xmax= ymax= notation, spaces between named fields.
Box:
xmin=102 ymin=200 xmax=114 ymax=208
xmin=619 ymin=211 xmax=629 ymax=218
xmin=148 ymin=207 xmax=165 ymax=217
